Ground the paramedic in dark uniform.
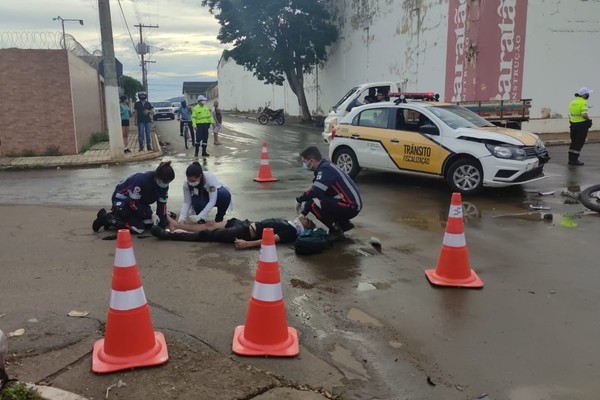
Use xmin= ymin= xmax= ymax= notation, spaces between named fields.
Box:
xmin=150 ymin=215 xmax=316 ymax=249
xmin=296 ymin=146 xmax=362 ymax=238
xmin=92 ymin=161 xmax=175 ymax=233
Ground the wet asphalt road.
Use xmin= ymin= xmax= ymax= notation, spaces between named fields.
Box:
xmin=1 ymin=116 xmax=600 ymax=399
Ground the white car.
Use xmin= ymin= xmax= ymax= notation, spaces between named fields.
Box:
xmin=153 ymin=101 xmax=175 ymax=120
xmin=328 ymin=100 xmax=550 ymax=194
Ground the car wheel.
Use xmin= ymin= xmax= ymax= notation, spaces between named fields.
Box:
xmin=333 ymin=147 xmax=360 ymax=179
xmin=258 ymin=115 xmax=269 ymax=125
xmin=579 ymin=184 xmax=600 ymax=212
xmin=446 ymin=158 xmax=483 ymax=194
xmin=170 ymin=115 xmax=175 ymax=120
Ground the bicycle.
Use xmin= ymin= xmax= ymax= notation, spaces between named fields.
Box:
xmin=181 ymin=121 xmax=192 ymax=149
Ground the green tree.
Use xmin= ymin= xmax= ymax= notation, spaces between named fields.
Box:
xmin=203 ymin=0 xmax=338 ymax=121
xmin=119 ymin=75 xmax=143 ymax=101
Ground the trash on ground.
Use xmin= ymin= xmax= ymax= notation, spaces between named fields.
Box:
xmin=102 ymin=235 xmax=118 ymax=240
xmin=494 ymin=212 xmax=552 ymax=222
xmin=9 ymin=329 xmax=25 ymax=337
xmin=27 ymin=318 xmax=38 ymax=323
xmin=0 ymin=313 xmax=5 ymax=319
xmin=477 ymin=394 xmax=491 ymax=400
xmin=530 ymin=204 xmax=551 ymax=210
xmin=136 ymin=235 xmax=152 ymax=239
xmin=68 ymin=310 xmax=90 ymax=318
xmin=538 ymin=191 xmax=555 ymax=196
xmin=560 ymin=215 xmax=578 ymax=228
xmin=426 ymin=376 xmax=436 ymax=386
xmin=117 ymin=380 xmax=126 ymax=388
xmin=561 ymin=190 xmax=580 ymax=199
xmin=369 ymin=237 xmax=382 ymax=251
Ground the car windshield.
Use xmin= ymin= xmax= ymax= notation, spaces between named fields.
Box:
xmin=428 ymin=105 xmax=495 ymax=129
xmin=332 ymin=87 xmax=359 ymax=111
xmin=154 ymin=102 xmax=171 ymax=107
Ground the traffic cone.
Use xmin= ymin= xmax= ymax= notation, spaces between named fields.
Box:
xmin=253 ymin=142 xmax=278 ymax=182
xmin=425 ymin=193 xmax=484 ymax=288
xmin=92 ymin=229 xmax=169 ymax=373
xmin=232 ymin=228 xmax=299 ymax=356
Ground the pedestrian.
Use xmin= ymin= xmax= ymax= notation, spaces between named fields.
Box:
xmin=192 ymin=95 xmax=213 ymax=157
xmin=119 ymin=95 xmax=132 ymax=153
xmin=178 ymin=100 xmax=193 ymax=142
xmin=92 ymin=161 xmax=175 ymax=234
xmin=568 ymin=87 xmax=593 ymax=166
xmin=178 ymin=161 xmax=233 ymax=224
xmin=151 ymin=215 xmax=316 ymax=249
xmin=133 ymin=91 xmax=154 ymax=152
xmin=296 ymin=146 xmax=362 ymax=240
xmin=212 ymin=100 xmax=222 ymax=145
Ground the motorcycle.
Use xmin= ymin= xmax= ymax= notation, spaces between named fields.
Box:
xmin=258 ymin=104 xmax=285 ymax=125
xmin=580 ymin=184 xmax=600 ymax=212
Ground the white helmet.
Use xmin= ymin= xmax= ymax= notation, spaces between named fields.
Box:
xmin=197 ymin=95 xmax=207 ymax=101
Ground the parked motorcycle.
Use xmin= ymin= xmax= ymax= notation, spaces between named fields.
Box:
xmin=579 ymin=184 xmax=600 ymax=212
xmin=258 ymin=105 xmax=285 ymax=125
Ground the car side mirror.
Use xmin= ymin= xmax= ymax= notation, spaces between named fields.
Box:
xmin=420 ymin=124 xmax=439 ymax=135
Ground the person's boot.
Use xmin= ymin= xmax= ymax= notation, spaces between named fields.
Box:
xmin=92 ymin=208 xmax=108 ymax=232
xmin=327 ymin=223 xmax=346 ymax=242
xmin=194 ymin=146 xmax=199 ymax=157
xmin=202 ymin=146 xmax=210 ymax=157
xmin=338 ymin=220 xmax=355 ymax=232
xmin=104 ymin=213 xmax=128 ymax=231
xmin=151 ymin=224 xmax=172 ymax=240
xmin=568 ymin=152 xmax=584 ymax=165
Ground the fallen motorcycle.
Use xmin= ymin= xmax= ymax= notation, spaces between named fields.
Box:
xmin=258 ymin=106 xmax=285 ymax=125
xmin=579 ymin=184 xmax=600 ymax=212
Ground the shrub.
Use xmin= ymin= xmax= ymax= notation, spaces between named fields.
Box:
xmin=0 ymin=381 xmax=43 ymax=400
xmin=81 ymin=131 xmax=109 ymax=153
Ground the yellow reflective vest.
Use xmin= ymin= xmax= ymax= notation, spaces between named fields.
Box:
xmin=192 ymin=104 xmax=213 ymax=127
xmin=569 ymin=97 xmax=588 ymax=123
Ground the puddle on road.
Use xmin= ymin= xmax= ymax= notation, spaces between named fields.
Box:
xmin=329 ymin=344 xmax=370 ymax=381
xmin=347 ymin=308 xmax=383 ymax=327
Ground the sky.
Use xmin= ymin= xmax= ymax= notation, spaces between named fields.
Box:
xmin=0 ymin=0 xmax=226 ymax=101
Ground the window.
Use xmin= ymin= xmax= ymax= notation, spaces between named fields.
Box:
xmin=353 ymin=108 xmax=391 ymax=128
xmin=395 ymin=109 xmax=434 ymax=131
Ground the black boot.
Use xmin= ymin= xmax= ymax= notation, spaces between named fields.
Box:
xmin=202 ymin=146 xmax=209 ymax=157
xmin=568 ymin=152 xmax=584 ymax=165
xmin=151 ymin=224 xmax=172 ymax=240
xmin=92 ymin=208 xmax=108 ymax=232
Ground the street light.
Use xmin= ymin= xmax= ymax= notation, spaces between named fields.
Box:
xmin=53 ymin=16 xmax=84 ymax=49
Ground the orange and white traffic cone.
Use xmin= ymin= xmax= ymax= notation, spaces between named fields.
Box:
xmin=232 ymin=228 xmax=299 ymax=356
xmin=253 ymin=142 xmax=278 ymax=182
xmin=92 ymin=229 xmax=169 ymax=373
xmin=425 ymin=193 xmax=484 ymax=288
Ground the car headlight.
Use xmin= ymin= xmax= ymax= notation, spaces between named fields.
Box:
xmin=485 ymin=144 xmax=526 ymax=160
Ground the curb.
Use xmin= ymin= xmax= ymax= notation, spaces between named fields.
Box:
xmin=26 ymin=384 xmax=89 ymax=400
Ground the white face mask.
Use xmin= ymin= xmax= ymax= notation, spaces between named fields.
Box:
xmin=200 ymin=101 xmax=206 ymax=105
xmin=188 ymin=179 xmax=201 ymax=187
xmin=292 ymin=218 xmax=304 ymax=235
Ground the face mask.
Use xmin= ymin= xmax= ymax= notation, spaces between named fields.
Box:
xmin=302 ymin=161 xmax=311 ymax=171
xmin=200 ymin=101 xmax=206 ymax=105
xmin=188 ymin=179 xmax=201 ymax=187
xmin=157 ymin=180 xmax=169 ymax=189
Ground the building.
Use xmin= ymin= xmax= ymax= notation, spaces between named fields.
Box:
xmin=217 ymin=0 xmax=600 ymax=132
xmin=0 ymin=48 xmax=106 ymax=156
xmin=182 ymin=81 xmax=218 ymax=104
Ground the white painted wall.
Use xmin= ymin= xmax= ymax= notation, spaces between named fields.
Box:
xmin=218 ymin=0 xmax=600 ymax=132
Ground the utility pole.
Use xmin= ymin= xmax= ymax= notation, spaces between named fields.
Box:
xmin=98 ymin=0 xmax=124 ymax=160
xmin=134 ymin=23 xmax=159 ymax=95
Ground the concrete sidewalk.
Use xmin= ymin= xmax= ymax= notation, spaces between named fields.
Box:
xmin=0 ymin=131 xmax=162 ymax=171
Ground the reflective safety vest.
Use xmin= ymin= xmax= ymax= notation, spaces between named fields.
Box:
xmin=569 ymin=97 xmax=588 ymax=123
xmin=192 ymin=104 xmax=214 ymax=127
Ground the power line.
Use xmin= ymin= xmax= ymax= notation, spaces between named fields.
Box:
xmin=117 ymin=0 xmax=140 ymax=62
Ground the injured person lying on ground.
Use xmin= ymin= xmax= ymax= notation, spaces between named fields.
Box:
xmin=151 ymin=215 xmax=316 ymax=249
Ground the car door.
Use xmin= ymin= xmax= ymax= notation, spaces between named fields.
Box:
xmin=341 ymin=107 xmax=394 ymax=170
xmin=382 ymin=107 xmax=451 ymax=175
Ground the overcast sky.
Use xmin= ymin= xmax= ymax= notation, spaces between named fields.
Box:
xmin=0 ymin=0 xmax=225 ymax=101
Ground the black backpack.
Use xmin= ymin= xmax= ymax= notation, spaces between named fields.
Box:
xmin=294 ymin=228 xmax=331 ymax=255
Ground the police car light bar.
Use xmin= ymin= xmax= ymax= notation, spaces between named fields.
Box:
xmin=390 ymin=92 xmax=440 ymax=104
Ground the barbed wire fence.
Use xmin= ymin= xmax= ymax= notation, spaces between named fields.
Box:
xmin=0 ymin=31 xmax=103 ymax=68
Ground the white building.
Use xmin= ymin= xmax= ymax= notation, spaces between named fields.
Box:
xmin=217 ymin=0 xmax=600 ymax=132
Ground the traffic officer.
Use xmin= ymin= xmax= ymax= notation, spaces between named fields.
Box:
xmin=192 ymin=95 xmax=214 ymax=157
xmin=178 ymin=162 xmax=233 ymax=224
xmin=92 ymin=161 xmax=175 ymax=233
xmin=296 ymin=146 xmax=362 ymax=240
xmin=568 ymin=87 xmax=593 ymax=166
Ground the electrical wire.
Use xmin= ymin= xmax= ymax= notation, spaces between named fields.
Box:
xmin=117 ymin=0 xmax=140 ymax=62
